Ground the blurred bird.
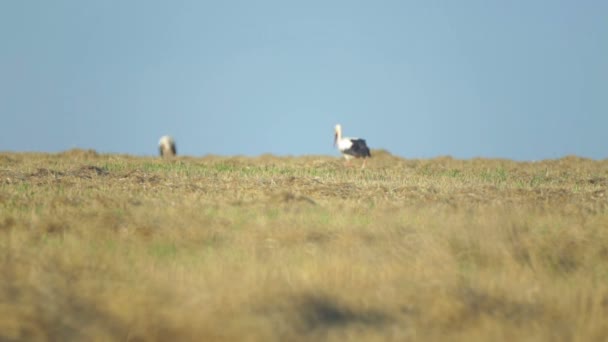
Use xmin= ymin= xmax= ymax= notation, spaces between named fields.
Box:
xmin=158 ymin=136 xmax=176 ymax=157
xmin=333 ymin=124 xmax=371 ymax=168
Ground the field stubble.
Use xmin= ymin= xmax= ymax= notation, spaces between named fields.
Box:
xmin=1 ymin=149 xmax=608 ymax=341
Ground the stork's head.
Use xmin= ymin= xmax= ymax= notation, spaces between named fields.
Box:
xmin=334 ymin=124 xmax=342 ymax=146
xmin=159 ymin=135 xmax=174 ymax=147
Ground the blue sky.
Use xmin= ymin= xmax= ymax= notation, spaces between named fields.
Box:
xmin=1 ymin=1 xmax=606 ymax=160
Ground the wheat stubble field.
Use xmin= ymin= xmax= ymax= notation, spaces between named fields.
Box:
xmin=1 ymin=149 xmax=607 ymax=341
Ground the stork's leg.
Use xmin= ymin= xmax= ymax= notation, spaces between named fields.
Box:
xmin=361 ymin=158 xmax=367 ymax=169
xmin=342 ymin=155 xmax=351 ymax=167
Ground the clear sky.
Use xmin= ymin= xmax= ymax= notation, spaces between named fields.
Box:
xmin=1 ymin=1 xmax=606 ymax=160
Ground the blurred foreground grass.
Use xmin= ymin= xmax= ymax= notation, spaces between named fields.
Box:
xmin=1 ymin=149 xmax=607 ymax=341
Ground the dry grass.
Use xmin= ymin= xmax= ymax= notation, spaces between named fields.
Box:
xmin=1 ymin=149 xmax=608 ymax=341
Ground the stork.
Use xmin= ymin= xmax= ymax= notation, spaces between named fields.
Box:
xmin=158 ymin=135 xmax=177 ymax=157
xmin=334 ymin=124 xmax=371 ymax=168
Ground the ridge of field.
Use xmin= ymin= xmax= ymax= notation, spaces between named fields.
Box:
xmin=1 ymin=149 xmax=607 ymax=341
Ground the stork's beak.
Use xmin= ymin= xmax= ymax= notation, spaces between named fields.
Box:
xmin=333 ymin=133 xmax=338 ymax=146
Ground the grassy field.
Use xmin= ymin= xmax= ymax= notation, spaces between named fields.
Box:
xmin=1 ymin=149 xmax=608 ymax=341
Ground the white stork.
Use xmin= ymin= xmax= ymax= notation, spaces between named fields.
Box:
xmin=334 ymin=124 xmax=371 ymax=168
xmin=158 ymin=135 xmax=177 ymax=157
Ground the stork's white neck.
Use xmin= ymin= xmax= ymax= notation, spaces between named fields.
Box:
xmin=334 ymin=124 xmax=343 ymax=141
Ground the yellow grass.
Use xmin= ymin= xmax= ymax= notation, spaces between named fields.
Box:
xmin=1 ymin=149 xmax=607 ymax=341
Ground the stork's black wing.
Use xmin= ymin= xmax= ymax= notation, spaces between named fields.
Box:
xmin=345 ymin=139 xmax=371 ymax=158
